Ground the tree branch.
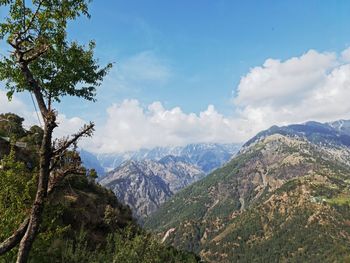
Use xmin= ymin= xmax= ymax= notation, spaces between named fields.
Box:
xmin=48 ymin=166 xmax=85 ymax=194
xmin=52 ymin=122 xmax=95 ymax=160
xmin=0 ymin=218 xmax=29 ymax=255
xmin=23 ymin=45 xmax=49 ymax=63
xmin=20 ymin=0 xmax=44 ymax=37
xmin=19 ymin=63 xmax=49 ymax=118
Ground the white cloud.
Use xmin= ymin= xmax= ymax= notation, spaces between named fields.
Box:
xmin=0 ymin=91 xmax=27 ymax=114
xmin=84 ymin=100 xmax=245 ymax=153
xmin=0 ymin=90 xmax=37 ymax=126
xmin=54 ymin=114 xmax=87 ymax=139
xmin=234 ymin=48 xmax=350 ymax=131
xmin=235 ymin=50 xmax=337 ymax=107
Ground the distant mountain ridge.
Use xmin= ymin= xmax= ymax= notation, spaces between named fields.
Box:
xmin=93 ymin=143 xmax=241 ymax=174
xmin=243 ymin=120 xmax=350 ymax=150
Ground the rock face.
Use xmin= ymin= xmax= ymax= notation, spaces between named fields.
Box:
xmin=145 ymin=120 xmax=350 ymax=262
xmin=100 ymin=156 xmax=204 ymax=221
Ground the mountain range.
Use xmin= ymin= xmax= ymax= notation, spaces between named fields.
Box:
xmin=80 ymin=143 xmax=240 ymax=220
xmin=81 ymin=143 xmax=241 ymax=175
xmin=144 ymin=120 xmax=350 ymax=262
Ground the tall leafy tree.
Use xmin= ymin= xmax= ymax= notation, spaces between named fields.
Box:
xmin=0 ymin=1 xmax=111 ymax=262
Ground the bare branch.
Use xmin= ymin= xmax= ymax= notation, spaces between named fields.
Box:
xmin=48 ymin=167 xmax=85 ymax=194
xmin=52 ymin=122 xmax=95 ymax=160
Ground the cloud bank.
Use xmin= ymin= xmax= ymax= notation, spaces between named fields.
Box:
xmin=235 ymin=49 xmax=350 ymax=128
xmin=3 ymin=48 xmax=350 ymax=153
xmin=84 ymin=100 xmax=244 ymax=153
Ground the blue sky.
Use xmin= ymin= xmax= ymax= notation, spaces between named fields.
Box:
xmin=2 ymin=1 xmax=350 ymax=152
xmin=63 ymin=0 xmax=350 ymax=116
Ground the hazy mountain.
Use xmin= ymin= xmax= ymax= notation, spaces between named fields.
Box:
xmin=100 ymin=156 xmax=204 ymax=221
xmin=94 ymin=143 xmax=240 ymax=173
xmin=328 ymin=119 xmax=350 ymax=135
xmin=79 ymin=149 xmax=106 ymax=176
xmin=145 ymin=120 xmax=350 ymax=262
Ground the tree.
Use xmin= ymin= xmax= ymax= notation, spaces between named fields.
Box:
xmin=0 ymin=1 xmax=111 ymax=262
xmin=87 ymin=168 xmax=98 ymax=181
xmin=0 ymin=113 xmax=26 ymax=138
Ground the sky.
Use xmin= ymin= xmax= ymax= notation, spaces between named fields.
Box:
xmin=2 ymin=1 xmax=350 ymax=153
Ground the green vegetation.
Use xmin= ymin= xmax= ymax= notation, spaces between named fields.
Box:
xmin=0 ymin=116 xmax=200 ymax=262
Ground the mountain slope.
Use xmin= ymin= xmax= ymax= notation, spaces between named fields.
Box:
xmin=79 ymin=149 xmax=106 ymax=176
xmin=145 ymin=122 xmax=350 ymax=262
xmin=100 ymin=156 xmax=204 ymax=220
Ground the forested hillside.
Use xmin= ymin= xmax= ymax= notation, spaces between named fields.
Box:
xmin=0 ymin=114 xmax=199 ymax=262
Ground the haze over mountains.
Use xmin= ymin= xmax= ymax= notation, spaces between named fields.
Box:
xmin=81 ymin=143 xmax=240 ymax=175
xmin=144 ymin=119 xmax=350 ymax=262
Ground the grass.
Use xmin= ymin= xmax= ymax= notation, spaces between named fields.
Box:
xmin=326 ymin=194 xmax=350 ymax=206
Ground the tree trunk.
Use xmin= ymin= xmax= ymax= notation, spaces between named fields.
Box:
xmin=16 ymin=117 xmax=55 ymax=263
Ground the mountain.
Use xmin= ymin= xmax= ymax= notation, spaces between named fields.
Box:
xmin=243 ymin=120 xmax=350 ymax=150
xmin=145 ymin=120 xmax=350 ymax=262
xmin=79 ymin=149 xmax=106 ymax=176
xmin=100 ymin=156 xmax=204 ymax=221
xmin=328 ymin=119 xmax=350 ymax=135
xmin=80 ymin=143 xmax=240 ymax=221
xmin=92 ymin=143 xmax=240 ymax=173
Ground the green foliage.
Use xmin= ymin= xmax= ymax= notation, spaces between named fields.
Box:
xmin=22 ymin=125 xmax=43 ymax=148
xmin=0 ymin=148 xmax=35 ymax=234
xmin=0 ymin=113 xmax=26 ymax=138
xmin=58 ymin=228 xmax=199 ymax=263
xmin=0 ymin=149 xmax=197 ymax=262
xmin=0 ymin=148 xmax=36 ymax=261
xmin=0 ymin=0 xmax=111 ymax=102
xmin=87 ymin=168 xmax=98 ymax=181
